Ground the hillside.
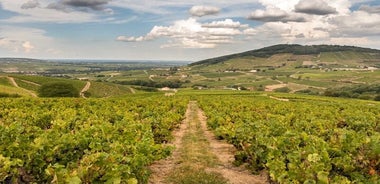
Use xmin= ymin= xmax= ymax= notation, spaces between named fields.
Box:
xmin=1 ymin=44 xmax=380 ymax=100
xmin=0 ymin=75 xmax=133 ymax=98
xmin=180 ymin=44 xmax=380 ymax=100
xmin=189 ymin=44 xmax=380 ymax=66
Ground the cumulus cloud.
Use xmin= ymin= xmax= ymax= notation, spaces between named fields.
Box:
xmin=0 ymin=38 xmax=35 ymax=53
xmin=329 ymin=11 xmax=380 ymax=37
xmin=248 ymin=7 xmax=307 ymax=22
xmin=330 ymin=37 xmax=370 ymax=46
xmin=47 ymin=0 xmax=112 ymax=12
xmin=359 ymin=5 xmax=380 ymax=14
xmin=116 ymin=36 xmax=148 ymax=42
xmin=22 ymin=41 xmax=35 ymax=53
xmin=202 ymin=19 xmax=248 ymax=28
xmin=0 ymin=26 xmax=56 ymax=55
xmin=295 ymin=0 xmax=337 ymax=15
xmin=117 ymin=18 xmax=245 ymax=48
xmin=189 ymin=5 xmax=220 ymax=17
xmin=21 ymin=0 xmax=40 ymax=9
xmin=243 ymin=28 xmax=257 ymax=35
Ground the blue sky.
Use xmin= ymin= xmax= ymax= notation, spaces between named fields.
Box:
xmin=0 ymin=0 xmax=380 ymax=61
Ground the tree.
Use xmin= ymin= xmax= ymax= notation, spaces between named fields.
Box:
xmin=38 ymin=82 xmax=79 ymax=97
xmin=374 ymin=95 xmax=380 ymax=101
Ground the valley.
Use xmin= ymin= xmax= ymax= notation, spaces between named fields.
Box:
xmin=1 ymin=44 xmax=379 ymax=183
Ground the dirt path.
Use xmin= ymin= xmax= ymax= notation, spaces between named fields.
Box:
xmin=269 ymin=96 xmax=289 ymax=102
xmin=129 ymin=87 xmax=136 ymax=94
xmin=7 ymin=77 xmax=37 ymax=97
xmin=20 ymin=79 xmax=41 ymax=86
xmin=149 ymin=101 xmax=267 ymax=184
xmin=7 ymin=77 xmax=19 ymax=88
xmin=80 ymin=81 xmax=91 ymax=98
xmin=148 ymin=103 xmax=189 ymax=184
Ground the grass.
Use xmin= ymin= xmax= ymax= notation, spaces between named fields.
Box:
xmin=13 ymin=78 xmax=40 ymax=92
xmin=10 ymin=75 xmax=86 ymax=90
xmin=166 ymin=102 xmax=228 ymax=184
xmin=0 ymin=85 xmax=32 ymax=97
xmin=86 ymin=82 xmax=132 ymax=98
xmin=0 ymin=77 xmax=13 ymax=87
xmin=167 ymin=165 xmax=227 ymax=184
xmin=200 ymin=72 xmax=243 ymax=78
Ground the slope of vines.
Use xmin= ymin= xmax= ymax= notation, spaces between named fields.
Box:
xmin=0 ymin=95 xmax=188 ymax=183
xmin=198 ymin=94 xmax=380 ymax=183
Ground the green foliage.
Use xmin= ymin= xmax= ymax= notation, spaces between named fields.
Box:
xmin=0 ymin=96 xmax=188 ymax=183
xmin=10 ymin=75 xmax=86 ymax=90
xmin=274 ymin=87 xmax=291 ymax=93
xmin=167 ymin=166 xmax=228 ymax=184
xmin=324 ymin=84 xmax=380 ymax=101
xmin=190 ymin=44 xmax=380 ymax=66
xmin=38 ymin=82 xmax=79 ymax=97
xmin=0 ymin=77 xmax=12 ymax=87
xmin=375 ymin=95 xmax=380 ymax=101
xmin=0 ymin=93 xmax=21 ymax=98
xmin=117 ymin=80 xmax=184 ymax=88
xmin=86 ymin=82 xmax=132 ymax=98
xmin=197 ymin=94 xmax=380 ymax=183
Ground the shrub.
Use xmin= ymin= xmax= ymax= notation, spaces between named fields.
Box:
xmin=274 ymin=87 xmax=291 ymax=93
xmin=38 ymin=82 xmax=79 ymax=97
xmin=0 ymin=93 xmax=21 ymax=98
xmin=374 ymin=95 xmax=380 ymax=101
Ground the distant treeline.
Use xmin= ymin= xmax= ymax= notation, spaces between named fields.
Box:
xmin=324 ymin=84 xmax=380 ymax=101
xmin=0 ymin=93 xmax=21 ymax=98
xmin=116 ymin=80 xmax=186 ymax=88
xmin=190 ymin=44 xmax=380 ymax=66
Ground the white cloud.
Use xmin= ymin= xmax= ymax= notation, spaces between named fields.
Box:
xmin=22 ymin=41 xmax=35 ymax=53
xmin=258 ymin=0 xmax=300 ymax=12
xmin=117 ymin=18 xmax=246 ymax=48
xmin=330 ymin=37 xmax=370 ymax=45
xmin=359 ymin=5 xmax=380 ymax=14
xmin=0 ymin=25 xmax=57 ymax=56
xmin=116 ymin=36 xmax=148 ymax=42
xmin=295 ymin=0 xmax=337 ymax=15
xmin=189 ymin=5 xmax=220 ymax=17
xmin=248 ymin=7 xmax=307 ymax=22
xmin=21 ymin=0 xmax=40 ymax=9
xmin=202 ymin=19 xmax=248 ymax=28
xmin=0 ymin=1 xmax=101 ymax=23
xmin=329 ymin=10 xmax=380 ymax=37
xmin=243 ymin=28 xmax=257 ymax=35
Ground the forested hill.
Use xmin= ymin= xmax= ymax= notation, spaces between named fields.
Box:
xmin=189 ymin=44 xmax=380 ymax=66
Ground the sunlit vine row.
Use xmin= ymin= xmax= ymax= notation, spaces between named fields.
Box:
xmin=0 ymin=95 xmax=188 ymax=183
xmin=198 ymin=94 xmax=379 ymax=183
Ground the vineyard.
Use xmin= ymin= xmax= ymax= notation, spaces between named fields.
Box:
xmin=197 ymin=94 xmax=380 ymax=183
xmin=0 ymin=92 xmax=379 ymax=183
xmin=0 ymin=95 xmax=188 ymax=183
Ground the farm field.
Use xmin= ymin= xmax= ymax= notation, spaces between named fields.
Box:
xmin=0 ymin=91 xmax=379 ymax=183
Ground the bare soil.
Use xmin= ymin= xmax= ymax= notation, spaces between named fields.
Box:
xmin=148 ymin=101 xmax=268 ymax=184
xmin=148 ymin=103 xmax=189 ymax=184
xmin=198 ymin=105 xmax=268 ymax=184
xmin=80 ymin=81 xmax=91 ymax=98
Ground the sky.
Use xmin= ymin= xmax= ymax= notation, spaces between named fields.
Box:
xmin=0 ymin=0 xmax=380 ymax=61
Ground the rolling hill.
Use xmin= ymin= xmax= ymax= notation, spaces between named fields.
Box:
xmin=1 ymin=44 xmax=380 ymax=100
xmin=189 ymin=44 xmax=380 ymax=67
xmin=184 ymin=44 xmax=380 ymax=99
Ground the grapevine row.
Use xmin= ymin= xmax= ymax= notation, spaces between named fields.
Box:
xmin=0 ymin=95 xmax=188 ymax=183
xmin=197 ymin=94 xmax=380 ymax=183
